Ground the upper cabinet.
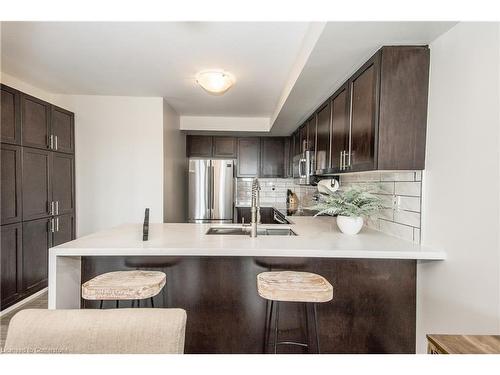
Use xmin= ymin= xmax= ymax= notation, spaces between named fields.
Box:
xmin=330 ymin=83 xmax=350 ymax=172
xmin=260 ymin=137 xmax=285 ymax=178
xmin=187 ymin=135 xmax=237 ymax=158
xmin=51 ymin=106 xmax=75 ymax=154
xmin=309 ymin=45 xmax=430 ymax=174
xmin=213 ymin=136 xmax=237 ymax=158
xmin=1 ymin=85 xmax=21 ymax=145
xmin=236 ymin=137 xmax=260 ymax=177
xmin=1 ymin=144 xmax=22 ymax=225
xmin=306 ymin=116 xmax=316 ymax=153
xmin=315 ymin=102 xmax=331 ymax=172
xmin=21 ymin=94 xmax=51 ymax=150
xmin=348 ymin=55 xmax=379 ymax=172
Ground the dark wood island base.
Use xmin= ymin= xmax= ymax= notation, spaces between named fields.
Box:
xmin=82 ymin=256 xmax=416 ymax=354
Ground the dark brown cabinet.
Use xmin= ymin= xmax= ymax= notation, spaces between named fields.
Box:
xmin=1 ymin=223 xmax=22 ymax=307
xmin=22 ymin=218 xmax=50 ymax=293
xmin=1 ymin=84 xmax=21 ymax=145
xmin=1 ymin=144 xmax=22 ymax=225
xmin=1 ymin=86 xmax=75 ymax=311
xmin=53 ymin=213 xmax=75 ymax=246
xmin=213 ymin=136 xmax=237 ymax=158
xmin=260 ymin=138 xmax=285 ymax=178
xmin=330 ymin=84 xmax=350 ymax=172
xmin=292 ymin=131 xmax=301 ymax=156
xmin=236 ymin=137 xmax=260 ymax=177
xmin=299 ymin=125 xmax=308 ymax=154
xmin=307 ymin=117 xmax=316 ymax=153
xmin=22 ymin=147 xmax=51 ymax=221
xmin=187 ymin=135 xmax=213 ymax=157
xmin=315 ymin=102 xmax=331 ymax=172
xmin=51 ymin=152 xmax=75 ymax=215
xmin=21 ymin=94 xmax=51 ymax=150
xmin=348 ymin=56 xmax=379 ymax=171
xmin=51 ymin=106 xmax=75 ymax=154
xmin=301 ymin=45 xmax=429 ymax=174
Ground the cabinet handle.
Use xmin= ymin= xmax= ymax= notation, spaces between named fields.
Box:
xmin=54 ymin=135 xmax=58 ymax=151
xmin=50 ymin=201 xmax=55 ymax=215
xmin=49 ymin=135 xmax=54 ymax=150
xmin=56 ymin=217 xmax=59 ymax=232
xmin=50 ymin=218 xmax=55 ymax=233
xmin=55 ymin=201 xmax=59 ymax=215
xmin=339 ymin=151 xmax=343 ymax=170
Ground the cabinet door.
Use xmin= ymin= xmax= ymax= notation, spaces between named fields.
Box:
xmin=307 ymin=116 xmax=316 ymax=153
xmin=1 ymin=84 xmax=21 ymax=145
xmin=22 ymin=147 xmax=51 ymax=221
xmin=1 ymin=144 xmax=22 ymax=224
xmin=348 ymin=56 xmax=379 ymax=171
xmin=22 ymin=218 xmax=50 ymax=293
xmin=51 ymin=152 xmax=75 ymax=216
xmin=187 ymin=135 xmax=213 ymax=157
xmin=213 ymin=137 xmax=236 ymax=158
xmin=236 ymin=138 xmax=260 ymax=177
xmin=315 ymin=102 xmax=331 ymax=172
xmin=260 ymin=137 xmax=284 ymax=178
xmin=293 ymin=131 xmax=301 ymax=156
xmin=51 ymin=106 xmax=74 ymax=154
xmin=53 ymin=213 xmax=75 ymax=246
xmin=21 ymin=94 xmax=51 ymax=150
xmin=1 ymin=223 xmax=22 ymax=308
xmin=299 ymin=125 xmax=308 ymax=154
xmin=331 ymin=84 xmax=350 ymax=171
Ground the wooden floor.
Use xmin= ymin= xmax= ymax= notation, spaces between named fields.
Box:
xmin=1 ymin=292 xmax=48 ymax=349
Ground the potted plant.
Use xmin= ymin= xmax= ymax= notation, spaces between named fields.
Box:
xmin=309 ymin=184 xmax=383 ymax=235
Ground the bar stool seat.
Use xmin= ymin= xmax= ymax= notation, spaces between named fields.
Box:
xmin=82 ymin=270 xmax=166 ymax=301
xmin=257 ymin=271 xmax=333 ymax=303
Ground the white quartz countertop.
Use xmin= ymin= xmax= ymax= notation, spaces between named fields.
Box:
xmin=50 ymin=217 xmax=445 ymax=260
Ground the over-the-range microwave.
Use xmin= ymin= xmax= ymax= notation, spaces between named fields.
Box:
xmin=292 ymin=150 xmax=316 ymax=185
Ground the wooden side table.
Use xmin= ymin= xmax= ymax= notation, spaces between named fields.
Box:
xmin=427 ymin=334 xmax=500 ymax=354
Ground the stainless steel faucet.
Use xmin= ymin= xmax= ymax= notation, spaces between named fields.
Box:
xmin=250 ymin=178 xmax=261 ymax=237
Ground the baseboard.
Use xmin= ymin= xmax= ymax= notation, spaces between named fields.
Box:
xmin=0 ymin=287 xmax=48 ymax=317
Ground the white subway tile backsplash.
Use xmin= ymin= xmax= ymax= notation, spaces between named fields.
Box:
xmin=396 ymin=196 xmax=420 ymax=212
xmin=339 ymin=170 xmax=423 ymax=244
xmin=394 ymin=210 xmax=421 ymax=228
xmin=395 ymin=182 xmax=421 ymax=196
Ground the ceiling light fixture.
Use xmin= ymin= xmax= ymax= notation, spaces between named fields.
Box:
xmin=195 ymin=70 xmax=235 ymax=95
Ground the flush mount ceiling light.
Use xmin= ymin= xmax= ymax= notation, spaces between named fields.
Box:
xmin=195 ymin=70 xmax=235 ymax=95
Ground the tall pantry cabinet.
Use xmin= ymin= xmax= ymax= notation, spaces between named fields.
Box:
xmin=1 ymin=84 xmax=75 ymax=310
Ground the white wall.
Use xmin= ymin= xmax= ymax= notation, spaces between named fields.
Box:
xmin=417 ymin=22 xmax=500 ymax=353
xmin=180 ymin=116 xmax=270 ymax=132
xmin=58 ymin=95 xmax=164 ymax=236
xmin=163 ymin=100 xmax=187 ymax=222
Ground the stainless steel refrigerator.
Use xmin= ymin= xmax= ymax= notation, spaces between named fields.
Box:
xmin=188 ymin=159 xmax=234 ymax=223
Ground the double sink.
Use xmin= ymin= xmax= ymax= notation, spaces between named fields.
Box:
xmin=206 ymin=206 xmax=297 ymax=236
xmin=206 ymin=226 xmax=297 ymax=236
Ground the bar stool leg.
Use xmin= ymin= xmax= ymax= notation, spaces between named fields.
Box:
xmin=263 ymin=300 xmax=274 ymax=353
xmin=304 ymin=303 xmax=310 ymax=354
xmin=137 ymin=299 xmax=140 ymax=308
xmin=99 ymin=300 xmax=103 ymax=309
xmin=116 ymin=300 xmax=119 ymax=309
xmin=313 ymin=303 xmax=320 ymax=354
xmin=150 ymin=297 xmax=155 ymax=308
xmin=273 ymin=301 xmax=280 ymax=354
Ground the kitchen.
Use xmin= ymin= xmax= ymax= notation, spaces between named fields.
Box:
xmin=1 ymin=12 xmax=500 ymax=365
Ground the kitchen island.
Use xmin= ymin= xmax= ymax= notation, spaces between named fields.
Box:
xmin=48 ymin=216 xmax=445 ymax=353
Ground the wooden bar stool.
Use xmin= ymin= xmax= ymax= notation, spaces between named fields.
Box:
xmin=257 ymin=271 xmax=333 ymax=354
xmin=82 ymin=270 xmax=166 ymax=309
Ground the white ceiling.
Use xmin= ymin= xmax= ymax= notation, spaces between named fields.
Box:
xmin=270 ymin=22 xmax=457 ymax=135
xmin=0 ymin=22 xmax=310 ymax=117
xmin=1 ymin=21 xmax=457 ymax=134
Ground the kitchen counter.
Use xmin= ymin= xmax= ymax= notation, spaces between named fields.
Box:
xmin=48 ymin=217 xmax=444 ymax=353
xmin=50 ymin=217 xmax=445 ymax=260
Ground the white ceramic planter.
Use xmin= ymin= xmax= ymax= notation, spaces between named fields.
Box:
xmin=336 ymin=215 xmax=364 ymax=235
